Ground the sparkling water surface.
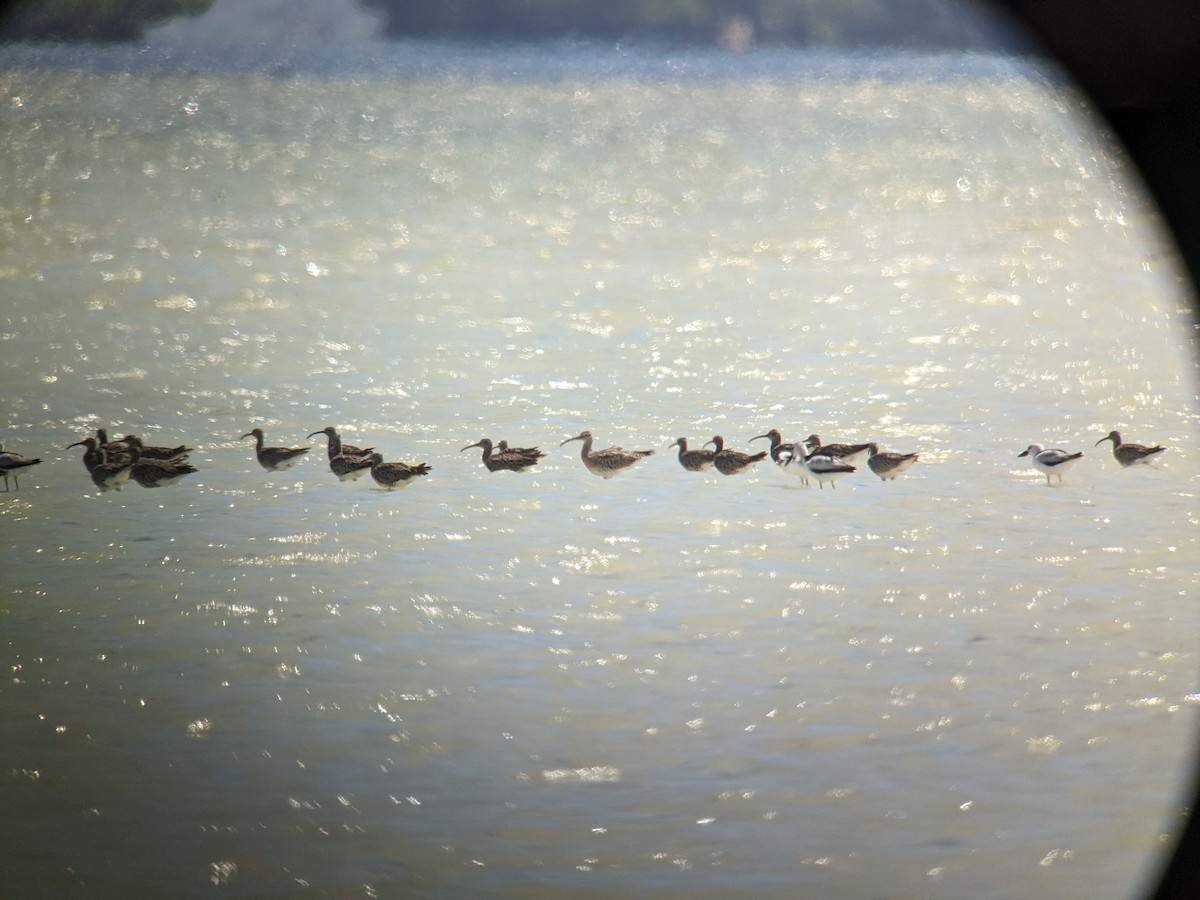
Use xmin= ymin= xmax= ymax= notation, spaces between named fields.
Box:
xmin=1 ymin=39 xmax=1197 ymax=898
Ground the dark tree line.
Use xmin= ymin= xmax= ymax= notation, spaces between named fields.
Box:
xmin=0 ymin=0 xmax=211 ymax=43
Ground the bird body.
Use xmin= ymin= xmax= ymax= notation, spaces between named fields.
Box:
xmin=67 ymin=436 xmax=104 ymax=472
xmin=750 ymin=429 xmax=802 ymax=466
xmin=705 ymin=435 xmax=767 ymax=476
xmin=1018 ymin=443 xmax=1084 ymax=485
xmin=309 ymin=427 xmax=376 ymax=480
xmin=1095 ymin=430 xmax=1164 ymax=467
xmin=68 ymin=437 xmax=134 ymax=491
xmin=308 ymin=427 xmax=373 ymax=461
xmin=751 ymin=429 xmax=809 ymax=485
xmin=462 ymin=438 xmax=542 ymax=472
xmin=803 ymin=451 xmax=856 ymax=488
xmin=131 ymin=456 xmax=199 ymax=488
xmin=329 ymin=453 xmax=375 ymax=481
xmin=561 ymin=431 xmax=653 ymax=478
xmin=670 ymin=437 xmax=715 ymax=472
xmin=0 ymin=444 xmax=42 ymax=492
xmin=867 ymin=443 xmax=919 ymax=481
xmin=368 ymin=452 xmax=431 ymax=490
xmin=94 ymin=437 xmax=137 ymax=469
xmin=98 ymin=429 xmax=191 ymax=461
xmin=241 ymin=429 xmax=310 ymax=471
xmin=804 ymin=434 xmax=872 ymax=465
xmin=497 ymin=440 xmax=544 ymax=459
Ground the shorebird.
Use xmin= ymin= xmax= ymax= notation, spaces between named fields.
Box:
xmin=669 ymin=437 xmax=715 ymax=472
xmin=0 ymin=444 xmax=41 ymax=492
xmin=867 ymin=443 xmax=919 ymax=481
xmin=131 ymin=455 xmax=199 ymax=488
xmin=67 ymin=437 xmax=134 ymax=491
xmin=97 ymin=429 xmax=192 ymax=460
xmin=308 ymin=426 xmax=373 ymax=461
xmin=1095 ymin=430 xmax=1165 ymax=467
xmin=91 ymin=435 xmax=137 ymax=469
xmin=804 ymin=434 xmax=873 ymax=465
xmin=67 ymin=436 xmax=105 ymax=471
xmin=705 ymin=435 xmax=767 ymax=476
xmin=803 ymin=450 xmax=856 ymax=489
xmin=241 ymin=428 xmax=310 ymax=471
xmin=560 ymin=431 xmax=654 ymax=478
xmin=497 ymin=440 xmax=545 ymax=460
xmin=368 ymin=452 xmax=432 ymax=490
xmin=461 ymin=438 xmax=543 ymax=472
xmin=96 ymin=429 xmax=131 ymax=458
xmin=1018 ymin=443 xmax=1084 ymax=485
xmin=750 ymin=429 xmax=808 ymax=484
xmin=329 ymin=452 xmax=375 ymax=482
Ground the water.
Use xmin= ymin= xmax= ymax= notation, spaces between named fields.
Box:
xmin=1 ymin=38 xmax=1197 ymax=899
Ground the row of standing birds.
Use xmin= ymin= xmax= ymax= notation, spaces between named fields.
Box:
xmin=250 ymin=427 xmax=1163 ymax=486
xmin=0 ymin=426 xmax=1164 ymax=494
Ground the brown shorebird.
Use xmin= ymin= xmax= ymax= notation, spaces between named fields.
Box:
xmin=308 ymin=426 xmax=373 ymax=461
xmin=462 ymin=438 xmax=543 ymax=472
xmin=67 ymin=436 xmax=105 ymax=471
xmin=97 ymin=429 xmax=192 ymax=461
xmin=1095 ymin=430 xmax=1165 ymax=467
xmin=804 ymin=434 xmax=873 ymax=465
xmin=92 ymin=435 xmax=137 ymax=469
xmin=0 ymin=443 xmax=41 ymax=492
xmin=97 ymin=435 xmax=196 ymax=487
xmin=560 ymin=431 xmax=653 ymax=478
xmin=705 ymin=435 xmax=767 ymax=476
xmin=803 ymin=449 xmax=856 ymax=489
xmin=1018 ymin=444 xmax=1082 ymax=485
xmin=868 ymin=443 xmax=920 ymax=482
xmin=497 ymin=440 xmax=544 ymax=459
xmin=241 ymin=428 xmax=310 ymax=471
xmin=131 ymin=455 xmax=199 ymax=488
xmin=329 ymin=452 xmax=375 ymax=482
xmin=751 ymin=428 xmax=809 ymax=485
xmin=367 ymin=452 xmax=431 ymax=490
xmin=750 ymin=429 xmax=801 ymax=466
xmin=67 ymin=437 xmax=134 ymax=491
xmin=669 ymin=437 xmax=715 ymax=472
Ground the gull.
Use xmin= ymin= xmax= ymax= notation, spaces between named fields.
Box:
xmin=1018 ymin=443 xmax=1084 ymax=485
xmin=0 ymin=443 xmax=42 ymax=492
xmin=803 ymin=451 xmax=856 ymax=489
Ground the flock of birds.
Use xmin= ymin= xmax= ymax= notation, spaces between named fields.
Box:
xmin=0 ymin=425 xmax=1167 ymax=494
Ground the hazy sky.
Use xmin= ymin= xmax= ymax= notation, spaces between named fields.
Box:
xmin=148 ymin=0 xmax=386 ymax=46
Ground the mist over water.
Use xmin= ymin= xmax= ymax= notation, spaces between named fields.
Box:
xmin=1 ymin=35 xmax=1197 ymax=898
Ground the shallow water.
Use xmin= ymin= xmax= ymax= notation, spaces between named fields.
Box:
xmin=1 ymin=40 xmax=1197 ymax=898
